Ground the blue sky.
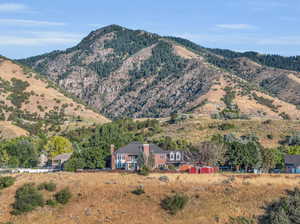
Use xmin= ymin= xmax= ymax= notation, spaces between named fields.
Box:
xmin=0 ymin=0 xmax=299 ymax=59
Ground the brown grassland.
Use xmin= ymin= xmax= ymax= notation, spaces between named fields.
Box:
xmin=0 ymin=122 xmax=28 ymax=139
xmin=155 ymin=115 xmax=300 ymax=148
xmin=1 ymin=172 xmax=300 ymax=224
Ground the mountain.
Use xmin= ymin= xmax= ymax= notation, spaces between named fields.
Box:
xmin=18 ymin=25 xmax=300 ymax=120
xmin=0 ymin=56 xmax=109 ymax=137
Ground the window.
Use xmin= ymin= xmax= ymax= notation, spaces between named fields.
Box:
xmin=170 ymin=152 xmax=174 ymax=161
xmin=128 ymin=155 xmax=137 ymax=161
xmin=176 ymin=152 xmax=181 ymax=161
xmin=117 ymin=154 xmax=125 ymax=160
xmin=160 ymin=154 xmax=165 ymax=159
xmin=117 ymin=162 xmax=122 ymax=168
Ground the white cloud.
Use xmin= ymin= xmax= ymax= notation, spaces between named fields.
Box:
xmin=0 ymin=3 xmax=28 ymax=12
xmin=215 ymin=24 xmax=257 ymax=30
xmin=0 ymin=31 xmax=83 ymax=46
xmin=0 ymin=19 xmax=65 ymax=26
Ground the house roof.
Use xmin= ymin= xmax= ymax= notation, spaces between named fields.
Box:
xmin=115 ymin=142 xmax=166 ymax=155
xmin=53 ymin=153 xmax=72 ymax=161
xmin=285 ymin=155 xmax=300 ymax=166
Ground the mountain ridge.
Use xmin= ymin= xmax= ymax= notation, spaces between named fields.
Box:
xmin=18 ymin=25 xmax=300 ymax=120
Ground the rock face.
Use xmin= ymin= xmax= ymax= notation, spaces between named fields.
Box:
xmin=19 ymin=25 xmax=300 ymax=120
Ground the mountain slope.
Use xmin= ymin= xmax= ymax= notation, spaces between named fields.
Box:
xmin=18 ymin=25 xmax=300 ymax=120
xmin=0 ymin=56 xmax=109 ymax=136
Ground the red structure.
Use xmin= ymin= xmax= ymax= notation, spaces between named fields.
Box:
xmin=188 ymin=166 xmax=218 ymax=174
xmin=189 ymin=167 xmax=198 ymax=174
xmin=199 ymin=166 xmax=214 ymax=174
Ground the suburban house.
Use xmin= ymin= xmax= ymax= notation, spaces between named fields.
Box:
xmin=52 ymin=153 xmax=72 ymax=169
xmin=285 ymin=155 xmax=300 ymax=173
xmin=111 ymin=142 xmax=185 ymax=170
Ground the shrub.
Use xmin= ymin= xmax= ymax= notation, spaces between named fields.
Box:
xmin=0 ymin=176 xmax=16 ymax=190
xmin=46 ymin=199 xmax=58 ymax=207
xmin=161 ymin=193 xmax=189 ymax=215
xmin=167 ymin=164 xmax=177 ymax=171
xmin=11 ymin=183 xmax=44 ymax=215
xmin=37 ymin=182 xmax=57 ymax=192
xmin=138 ymin=165 xmax=150 ymax=176
xmin=218 ymin=123 xmax=235 ymax=130
xmin=279 ymin=112 xmax=291 ymax=120
xmin=132 ymin=186 xmax=145 ymax=195
xmin=54 ymin=188 xmax=72 ymax=204
xmin=226 ymin=216 xmax=255 ymax=224
xmin=262 ymin=119 xmax=272 ymax=125
xmin=259 ymin=187 xmax=300 ymax=224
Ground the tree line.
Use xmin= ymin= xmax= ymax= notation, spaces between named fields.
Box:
xmin=1 ymin=118 xmax=300 ymax=172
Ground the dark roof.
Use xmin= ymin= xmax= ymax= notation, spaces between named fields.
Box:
xmin=285 ymin=155 xmax=300 ymax=166
xmin=115 ymin=142 xmax=166 ymax=155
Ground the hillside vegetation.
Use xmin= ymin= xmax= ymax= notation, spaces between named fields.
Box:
xmin=155 ymin=115 xmax=300 ymax=148
xmin=0 ymin=173 xmax=300 ymax=224
xmin=0 ymin=57 xmax=109 ymax=137
xmin=18 ymin=25 xmax=300 ymax=120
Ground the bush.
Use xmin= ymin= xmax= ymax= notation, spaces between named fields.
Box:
xmin=262 ymin=119 xmax=272 ymax=125
xmin=161 ymin=193 xmax=189 ymax=215
xmin=138 ymin=165 xmax=150 ymax=176
xmin=0 ymin=176 xmax=16 ymax=190
xmin=131 ymin=186 xmax=145 ymax=195
xmin=37 ymin=182 xmax=57 ymax=192
xmin=279 ymin=112 xmax=291 ymax=120
xmin=259 ymin=187 xmax=300 ymax=223
xmin=226 ymin=216 xmax=255 ymax=224
xmin=46 ymin=199 xmax=58 ymax=207
xmin=54 ymin=188 xmax=72 ymax=204
xmin=167 ymin=164 xmax=177 ymax=171
xmin=11 ymin=183 xmax=44 ymax=215
xmin=218 ymin=123 xmax=235 ymax=130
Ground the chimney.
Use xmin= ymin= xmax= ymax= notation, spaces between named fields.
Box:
xmin=143 ymin=144 xmax=150 ymax=157
xmin=110 ymin=144 xmax=116 ymax=170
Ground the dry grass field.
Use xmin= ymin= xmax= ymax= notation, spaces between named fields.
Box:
xmin=1 ymin=172 xmax=300 ymax=224
xmin=156 ymin=115 xmax=300 ymax=148
xmin=0 ymin=122 xmax=28 ymax=139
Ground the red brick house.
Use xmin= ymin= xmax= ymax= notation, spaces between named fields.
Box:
xmin=110 ymin=142 xmax=184 ymax=170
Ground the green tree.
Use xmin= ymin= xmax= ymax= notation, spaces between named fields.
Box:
xmin=261 ymin=148 xmax=284 ymax=172
xmin=286 ymin=145 xmax=300 ymax=155
xmin=0 ymin=137 xmax=39 ymax=168
xmin=44 ymin=136 xmax=73 ymax=159
xmin=0 ymin=150 xmax=9 ymax=167
xmin=226 ymin=140 xmax=262 ymax=171
xmin=64 ymin=143 xmax=106 ymax=170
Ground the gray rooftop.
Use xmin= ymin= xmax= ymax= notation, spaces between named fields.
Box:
xmin=53 ymin=153 xmax=72 ymax=161
xmin=115 ymin=142 xmax=166 ymax=155
xmin=285 ymin=155 xmax=300 ymax=166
